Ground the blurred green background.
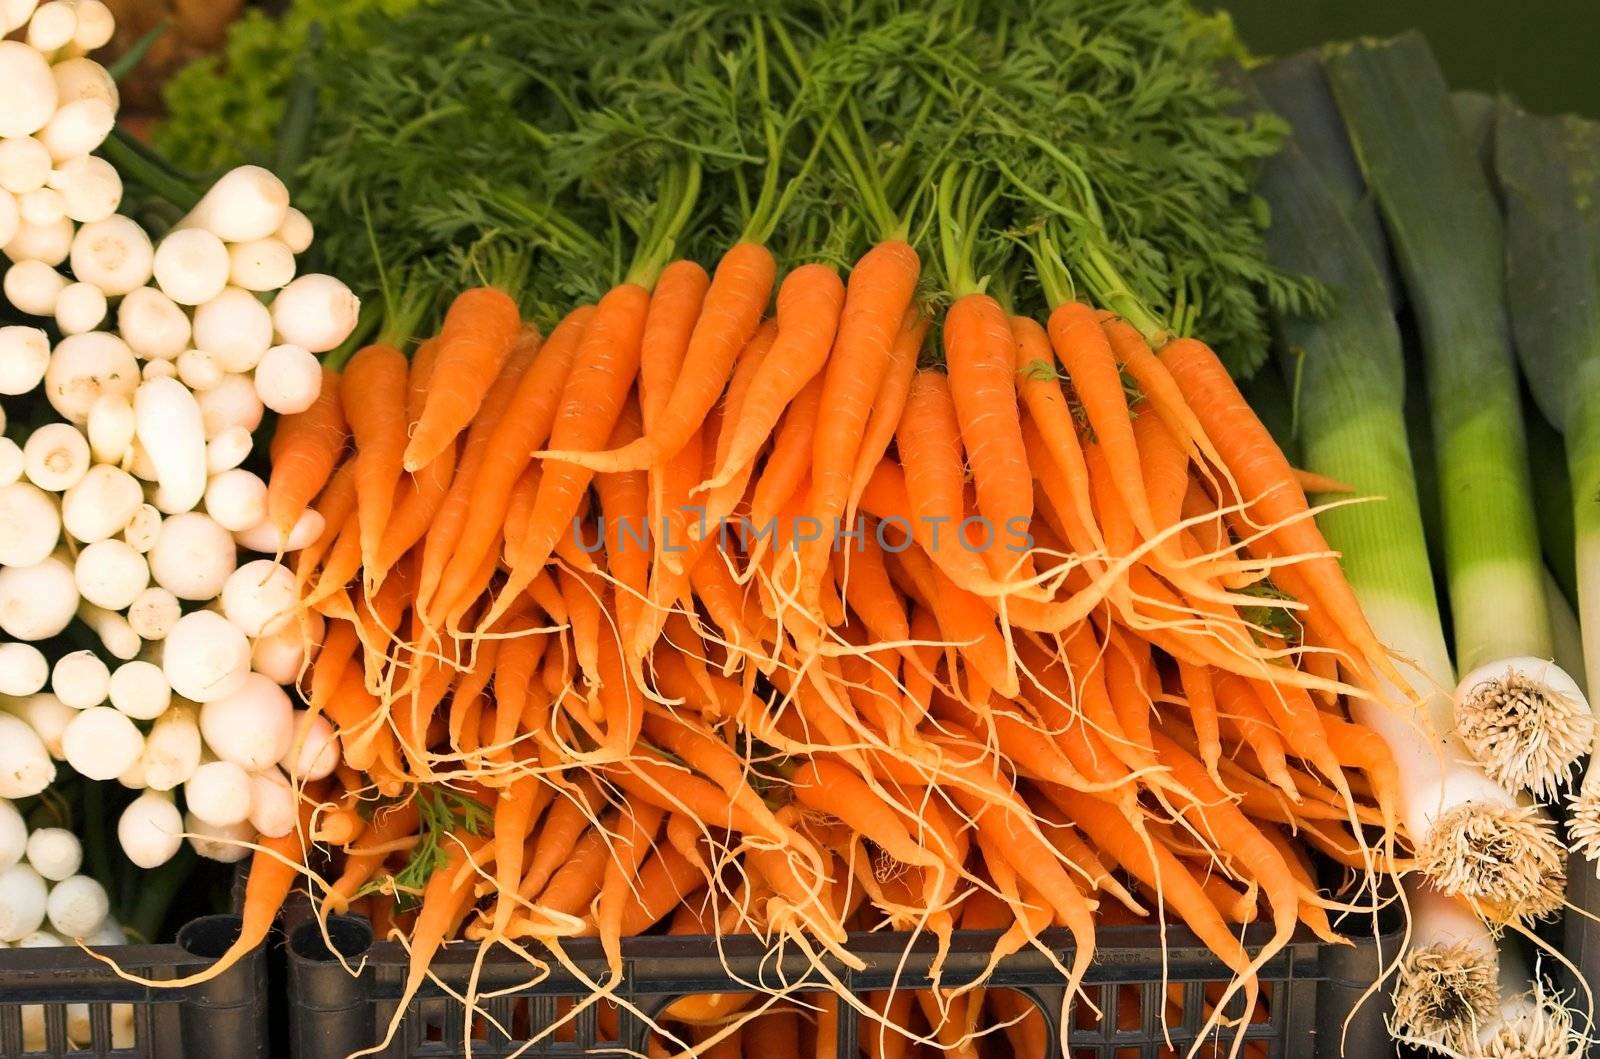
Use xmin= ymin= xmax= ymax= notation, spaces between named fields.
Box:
xmin=1212 ymin=0 xmax=1599 ymax=117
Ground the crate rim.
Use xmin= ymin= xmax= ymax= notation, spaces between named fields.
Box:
xmin=289 ymin=914 xmax=1405 ymax=995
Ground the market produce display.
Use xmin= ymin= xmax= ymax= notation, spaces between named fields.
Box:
xmin=4 ymin=0 xmax=1600 ymax=1057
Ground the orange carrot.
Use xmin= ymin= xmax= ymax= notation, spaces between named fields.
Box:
xmin=797 ymin=240 xmax=921 ymax=603
xmin=512 ymin=283 xmax=652 ymax=584
xmin=267 ymin=367 xmax=347 ymax=545
xmin=1158 ymin=336 xmax=1394 ymax=685
xmin=341 ymin=344 xmax=411 ymax=583
xmin=639 ymin=260 xmax=711 ymax=430
xmin=425 ymin=307 xmax=592 ymax=621
xmin=703 ymin=262 xmax=844 ymax=490
xmin=115 ymin=791 xmax=322 ymax=986
xmin=414 ymin=324 xmax=549 ymax=620
xmin=894 ymin=371 xmax=1013 ymax=596
xmin=945 ymin=293 xmax=1033 ymax=576
xmin=539 ymin=242 xmax=774 ymax=472
xmin=403 ymin=286 xmax=522 ymax=471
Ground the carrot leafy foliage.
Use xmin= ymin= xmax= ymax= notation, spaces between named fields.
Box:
xmin=171 ymin=0 xmax=1321 ymax=373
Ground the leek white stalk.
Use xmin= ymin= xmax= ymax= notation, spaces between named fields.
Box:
xmin=1331 ymin=40 xmax=1592 ymax=803
xmin=1475 ymin=952 xmax=1584 ymax=1059
xmin=1256 ymin=77 xmax=1566 ymax=921
xmin=1544 ymin=573 xmax=1587 ymax=700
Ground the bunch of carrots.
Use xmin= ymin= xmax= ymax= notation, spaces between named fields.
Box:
xmin=215 ymin=226 xmax=1409 ymax=1058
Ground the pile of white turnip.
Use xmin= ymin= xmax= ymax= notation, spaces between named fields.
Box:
xmin=0 ymin=0 xmax=356 ymax=876
xmin=0 ymin=795 xmax=134 ymax=1049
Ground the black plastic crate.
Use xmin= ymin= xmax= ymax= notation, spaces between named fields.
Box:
xmin=0 ymin=914 xmax=267 ymax=1059
xmin=288 ymin=915 xmax=1399 ymax=1058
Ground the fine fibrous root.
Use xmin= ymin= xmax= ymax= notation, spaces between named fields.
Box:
xmin=1455 ymin=663 xmax=1593 ymax=800
xmin=1391 ymin=942 xmax=1498 ymax=1054
xmin=1414 ymin=804 xmax=1566 ymax=923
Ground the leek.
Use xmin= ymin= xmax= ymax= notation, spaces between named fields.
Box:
xmin=1252 ymin=61 xmax=1563 ymax=923
xmin=1250 ymin=51 xmax=1398 ymax=309
xmin=1496 ymin=101 xmax=1600 ymax=861
xmin=1328 ymin=32 xmax=1592 ymax=801
xmin=1252 ymin=63 xmax=1574 ymax=1057
xmin=1390 ymin=880 xmax=1497 ymax=1052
